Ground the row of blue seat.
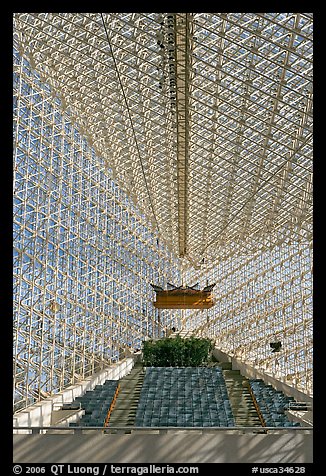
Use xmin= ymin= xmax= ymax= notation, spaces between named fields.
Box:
xmin=249 ymin=379 xmax=301 ymax=427
xmin=136 ymin=367 xmax=235 ymax=427
xmin=70 ymin=380 xmax=118 ymax=427
xmin=67 ymin=369 xmax=303 ymax=429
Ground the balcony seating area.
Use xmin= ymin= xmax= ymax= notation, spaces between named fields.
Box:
xmin=65 ymin=368 xmax=304 ymax=429
xmin=249 ymin=379 xmax=301 ymax=427
xmin=135 ymin=367 xmax=235 ymax=427
xmin=69 ymin=380 xmax=118 ymax=427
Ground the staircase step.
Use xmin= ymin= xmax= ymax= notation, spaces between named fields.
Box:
xmin=223 ymin=368 xmax=261 ymax=427
xmin=108 ymin=364 xmax=145 ymax=427
xmin=216 ymin=362 xmax=232 ymax=370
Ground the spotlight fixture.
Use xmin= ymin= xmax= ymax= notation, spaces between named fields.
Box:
xmin=270 ymin=341 xmax=282 ymax=352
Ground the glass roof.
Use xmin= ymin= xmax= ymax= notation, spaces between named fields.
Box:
xmin=13 ymin=13 xmax=313 ymax=409
xmin=13 ymin=13 xmax=313 ymax=266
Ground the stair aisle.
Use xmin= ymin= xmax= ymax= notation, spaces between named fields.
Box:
xmin=223 ymin=368 xmax=262 ymax=427
xmin=107 ymin=364 xmax=145 ymax=431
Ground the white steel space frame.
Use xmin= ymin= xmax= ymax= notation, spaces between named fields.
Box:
xmin=13 ymin=13 xmax=313 ymax=412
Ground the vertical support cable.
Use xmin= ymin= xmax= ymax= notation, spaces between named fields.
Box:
xmin=173 ymin=13 xmax=194 ymax=257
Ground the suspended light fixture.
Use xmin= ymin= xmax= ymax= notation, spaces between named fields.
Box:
xmin=150 ymin=283 xmax=216 ymax=309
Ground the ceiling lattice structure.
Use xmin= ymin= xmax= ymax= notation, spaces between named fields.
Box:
xmin=13 ymin=12 xmax=313 ymax=267
xmin=13 ymin=13 xmax=313 ymax=411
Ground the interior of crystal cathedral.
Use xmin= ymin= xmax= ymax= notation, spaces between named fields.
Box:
xmin=13 ymin=13 xmax=313 ymax=464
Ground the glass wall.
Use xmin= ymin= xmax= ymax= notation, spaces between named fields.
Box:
xmin=13 ymin=48 xmax=180 ymax=412
xmin=182 ymin=238 xmax=313 ymax=395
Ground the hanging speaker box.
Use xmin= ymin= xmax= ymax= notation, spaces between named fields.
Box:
xmin=151 ymin=284 xmax=216 ymax=309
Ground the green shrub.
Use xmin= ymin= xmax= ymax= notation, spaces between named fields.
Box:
xmin=142 ymin=336 xmax=213 ymax=366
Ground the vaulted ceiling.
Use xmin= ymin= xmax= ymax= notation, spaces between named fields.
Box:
xmin=13 ymin=13 xmax=313 ymax=267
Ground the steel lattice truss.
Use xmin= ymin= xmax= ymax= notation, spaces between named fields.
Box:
xmin=182 ymin=240 xmax=313 ymax=394
xmin=13 ymin=13 xmax=313 ymax=411
xmin=13 ymin=12 xmax=313 ymax=264
xmin=13 ymin=47 xmax=180 ymax=411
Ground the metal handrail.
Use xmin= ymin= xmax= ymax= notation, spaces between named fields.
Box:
xmin=103 ymin=383 xmax=120 ymax=428
xmin=13 ymin=425 xmax=313 ymax=434
xmin=245 ymin=380 xmax=267 ymax=428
